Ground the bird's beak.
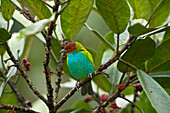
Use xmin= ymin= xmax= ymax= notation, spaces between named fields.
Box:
xmin=60 ymin=49 xmax=68 ymax=53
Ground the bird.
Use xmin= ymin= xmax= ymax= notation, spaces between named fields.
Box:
xmin=60 ymin=42 xmax=94 ymax=95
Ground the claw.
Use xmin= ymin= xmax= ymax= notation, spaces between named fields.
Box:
xmin=88 ymin=73 xmax=93 ymax=78
xmin=75 ymin=80 xmax=80 ymax=90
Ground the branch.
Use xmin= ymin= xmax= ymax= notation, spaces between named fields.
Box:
xmin=54 ymin=36 xmax=137 ymax=111
xmin=0 ymin=104 xmax=38 ymax=113
xmin=3 ymin=42 xmax=48 ymax=105
xmin=54 ymin=51 xmax=66 ymax=102
xmin=119 ymin=96 xmax=144 ymax=113
xmin=131 ymin=89 xmax=138 ymax=113
xmin=8 ymin=79 xmax=31 ymax=108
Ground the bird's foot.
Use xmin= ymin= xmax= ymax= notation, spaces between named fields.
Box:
xmin=88 ymin=73 xmax=93 ymax=78
xmin=75 ymin=81 xmax=80 ymax=90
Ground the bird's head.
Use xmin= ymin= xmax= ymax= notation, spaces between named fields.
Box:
xmin=60 ymin=42 xmax=84 ymax=54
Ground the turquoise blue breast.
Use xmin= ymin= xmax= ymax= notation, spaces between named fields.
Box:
xmin=67 ymin=51 xmax=94 ymax=80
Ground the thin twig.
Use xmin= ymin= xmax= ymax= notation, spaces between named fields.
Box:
xmin=119 ymin=72 xmax=126 ymax=85
xmin=117 ymin=34 xmax=120 ymax=52
xmin=119 ymin=58 xmax=138 ymax=70
xmin=8 ymin=79 xmax=31 ymax=108
xmin=3 ymin=42 xmax=48 ymax=105
xmin=0 ymin=104 xmax=38 ymax=113
xmin=54 ymin=52 xmax=66 ymax=102
xmin=131 ymin=89 xmax=138 ymax=113
xmin=41 ymin=0 xmax=53 ymax=9
xmin=119 ymin=96 xmax=144 ymax=113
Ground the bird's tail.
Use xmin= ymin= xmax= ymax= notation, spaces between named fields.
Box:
xmin=81 ymin=82 xmax=93 ymax=96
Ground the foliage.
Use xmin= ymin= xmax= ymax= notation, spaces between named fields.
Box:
xmin=0 ymin=0 xmax=169 ymax=113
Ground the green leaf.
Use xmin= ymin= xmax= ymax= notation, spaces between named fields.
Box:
xmin=95 ymin=31 xmax=115 ymax=68
xmin=122 ymin=92 xmax=157 ymax=113
xmin=84 ymin=23 xmax=115 ymax=51
xmin=61 ymin=0 xmax=94 ymax=39
xmin=93 ymin=32 xmax=115 ymax=92
xmin=149 ymin=0 xmax=170 ymax=27
xmin=10 ymin=0 xmax=22 ymax=10
xmin=128 ymin=0 xmax=160 ymax=20
xmin=23 ymin=0 xmax=52 ymax=19
xmin=128 ymin=23 xmax=156 ymax=37
xmin=0 ymin=28 xmax=11 ymax=42
xmin=17 ymin=13 xmax=56 ymax=39
xmin=22 ymin=36 xmax=34 ymax=59
xmin=1 ymin=0 xmax=16 ymax=21
xmin=96 ymin=0 xmax=130 ymax=34
xmin=146 ymin=39 xmax=170 ymax=73
xmin=0 ymin=67 xmax=17 ymax=99
xmin=137 ymin=70 xmax=170 ymax=113
xmin=152 ymin=76 xmax=170 ymax=88
xmin=0 ymin=45 xmax=5 ymax=55
xmin=72 ymin=100 xmax=91 ymax=109
xmin=163 ymin=27 xmax=170 ymax=42
xmin=117 ymin=37 xmax=156 ymax=72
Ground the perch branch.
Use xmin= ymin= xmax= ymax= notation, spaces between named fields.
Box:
xmin=54 ymin=36 xmax=137 ymax=111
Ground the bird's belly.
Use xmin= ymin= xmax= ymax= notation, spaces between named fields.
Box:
xmin=67 ymin=54 xmax=94 ymax=80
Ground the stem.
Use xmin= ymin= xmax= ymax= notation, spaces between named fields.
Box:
xmin=7 ymin=21 xmax=9 ymax=32
xmin=0 ymin=104 xmax=38 ymax=113
xmin=117 ymin=34 xmax=120 ymax=52
xmin=119 ymin=96 xmax=144 ymax=113
xmin=1 ymin=54 xmax=6 ymax=74
xmin=8 ymin=79 xmax=31 ymax=107
xmin=119 ymin=72 xmax=126 ymax=85
xmin=131 ymin=89 xmax=138 ymax=113
xmin=84 ymin=23 xmax=115 ymax=51
xmin=119 ymin=58 xmax=138 ymax=70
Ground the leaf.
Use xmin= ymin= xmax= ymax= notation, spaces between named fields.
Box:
xmin=17 ymin=13 xmax=56 ymax=39
xmin=93 ymin=32 xmax=115 ymax=92
xmin=22 ymin=36 xmax=34 ymax=59
xmin=95 ymin=31 xmax=115 ymax=68
xmin=163 ymin=27 xmax=170 ymax=42
xmin=146 ymin=39 xmax=170 ymax=73
xmin=61 ymin=0 xmax=94 ymax=39
xmin=122 ymin=92 xmax=157 ymax=113
xmin=23 ymin=0 xmax=52 ymax=19
xmin=128 ymin=0 xmax=160 ymax=20
xmin=84 ymin=23 xmax=115 ymax=51
xmin=0 ymin=67 xmax=17 ymax=99
xmin=0 ymin=45 xmax=6 ymax=55
xmin=1 ymin=0 xmax=16 ymax=21
xmin=137 ymin=70 xmax=170 ymax=113
xmin=10 ymin=0 xmax=22 ymax=10
xmin=117 ymin=37 xmax=156 ymax=72
xmin=149 ymin=0 xmax=170 ymax=27
xmin=152 ymin=76 xmax=170 ymax=88
xmin=0 ymin=28 xmax=11 ymax=42
xmin=128 ymin=23 xmax=156 ymax=37
xmin=72 ymin=100 xmax=91 ymax=109
xmin=96 ymin=0 xmax=130 ymax=34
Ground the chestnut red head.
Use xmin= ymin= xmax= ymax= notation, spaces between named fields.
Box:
xmin=60 ymin=42 xmax=76 ymax=54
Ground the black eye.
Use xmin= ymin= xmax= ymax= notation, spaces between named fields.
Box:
xmin=68 ymin=46 xmax=72 ymax=49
